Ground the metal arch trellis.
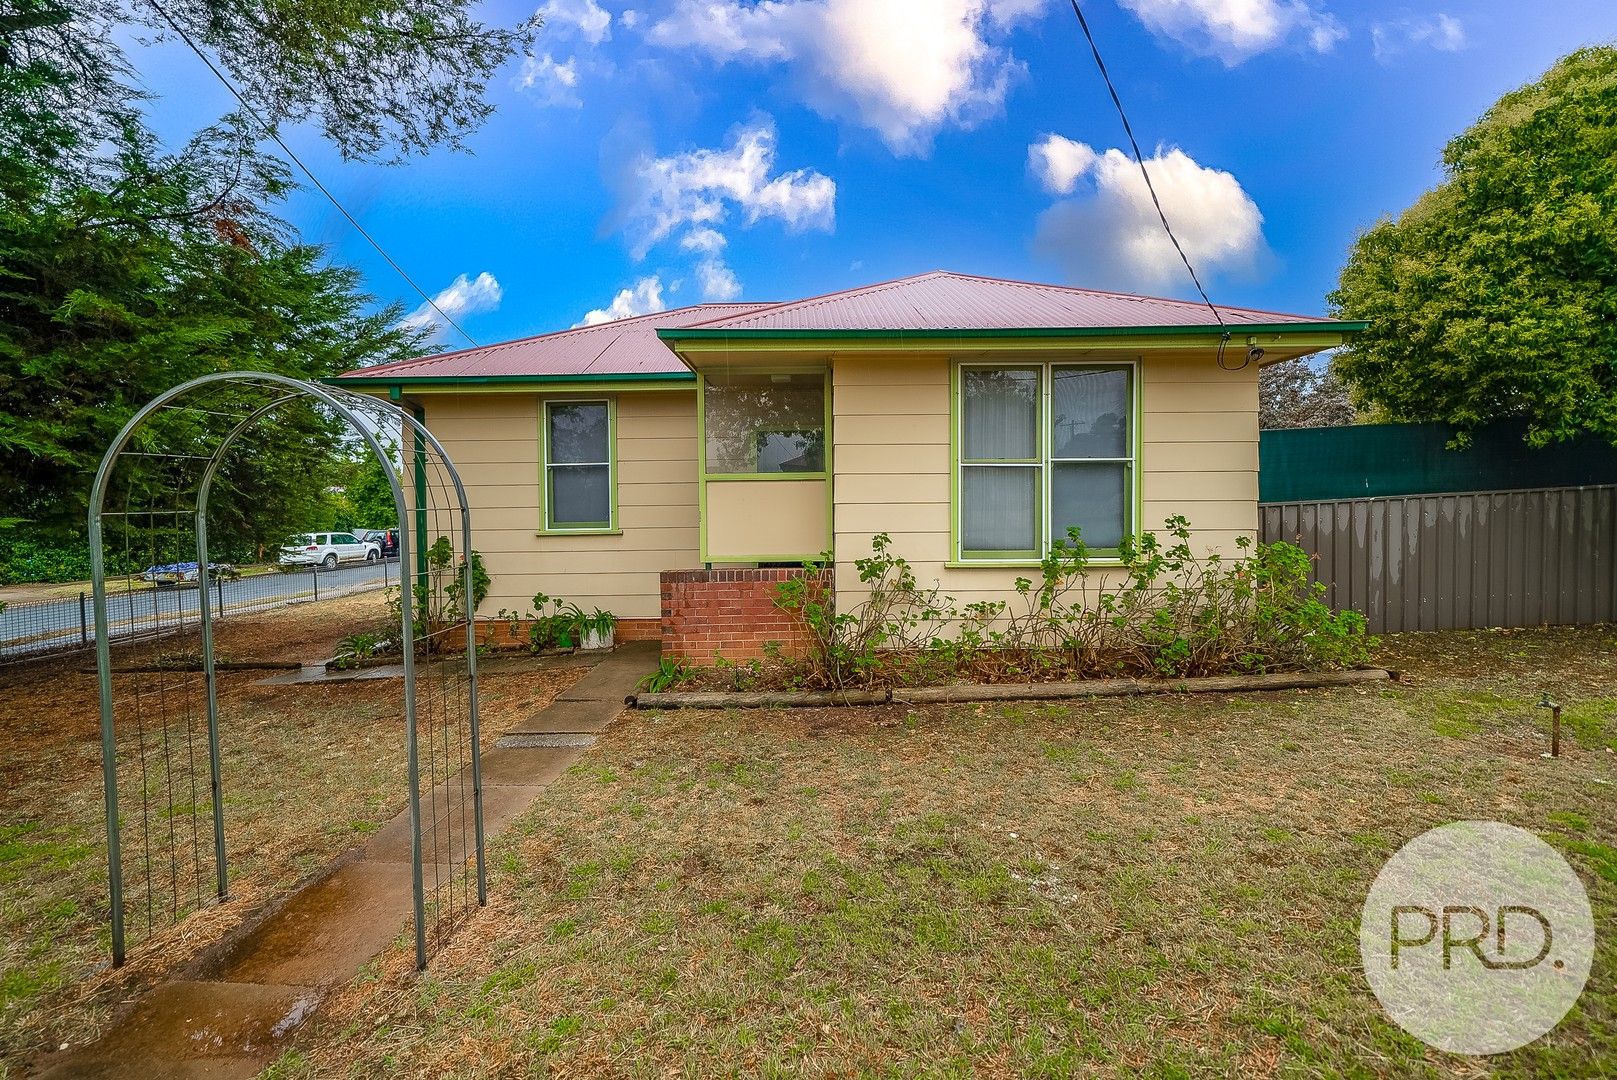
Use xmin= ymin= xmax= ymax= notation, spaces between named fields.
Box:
xmin=88 ymin=371 xmax=485 ymax=971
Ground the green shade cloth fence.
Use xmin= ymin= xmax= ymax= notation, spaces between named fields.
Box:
xmin=1259 ymin=420 xmax=1617 ymax=504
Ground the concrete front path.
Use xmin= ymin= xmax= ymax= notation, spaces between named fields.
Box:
xmin=503 ymin=642 xmax=658 ymax=737
xmin=39 ymin=642 xmax=657 ymax=1079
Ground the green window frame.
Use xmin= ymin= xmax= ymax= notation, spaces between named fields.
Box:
xmin=695 ymin=367 xmax=833 ymax=563
xmin=539 ymin=398 xmax=617 ymax=534
xmin=952 ymin=359 xmax=1139 ymax=564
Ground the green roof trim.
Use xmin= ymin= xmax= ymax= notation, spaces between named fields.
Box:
xmin=658 ymin=322 xmax=1367 ymax=342
xmin=325 ymin=370 xmax=697 ymax=388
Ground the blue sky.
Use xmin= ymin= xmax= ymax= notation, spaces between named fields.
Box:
xmin=130 ymin=0 xmax=1617 ymax=350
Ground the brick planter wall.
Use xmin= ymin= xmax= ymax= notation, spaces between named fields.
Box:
xmin=475 ymin=616 xmax=660 ymax=650
xmin=660 ymin=568 xmax=831 ymax=662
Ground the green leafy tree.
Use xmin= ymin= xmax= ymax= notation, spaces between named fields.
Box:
xmin=330 ymin=444 xmax=401 ymax=529
xmin=1330 ymin=47 xmax=1617 ymax=446
xmin=6 ymin=0 xmax=539 ymax=164
xmin=1259 ymin=355 xmax=1357 ymax=429
xmin=0 ymin=1 xmax=439 ymax=567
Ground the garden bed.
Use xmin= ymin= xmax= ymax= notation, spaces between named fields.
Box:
xmin=727 ymin=524 xmax=1379 ymax=696
xmin=631 ymin=667 xmax=1395 ymax=709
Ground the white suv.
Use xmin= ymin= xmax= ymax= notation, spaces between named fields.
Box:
xmin=279 ymin=532 xmax=381 ymax=570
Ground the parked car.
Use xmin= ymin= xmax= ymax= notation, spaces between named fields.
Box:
xmin=355 ymin=528 xmax=399 ymax=558
xmin=278 ymin=532 xmax=381 ymax=570
xmin=140 ymin=561 xmax=238 ymax=587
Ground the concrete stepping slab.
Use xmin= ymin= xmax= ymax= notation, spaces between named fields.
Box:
xmin=477 ymin=745 xmax=585 ymax=787
xmin=496 ymin=733 xmax=598 ymax=749
xmin=362 ymin=779 xmax=544 ymax=867
xmin=554 ymin=641 xmax=658 ymax=702
xmin=37 ymin=980 xmax=316 ymax=1079
xmin=207 ymin=859 xmax=416 ymax=988
xmin=254 ymin=665 xmax=333 ymax=686
xmin=505 ymin=696 xmax=623 ymax=734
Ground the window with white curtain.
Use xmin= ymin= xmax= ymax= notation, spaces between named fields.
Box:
xmin=956 ymin=362 xmax=1135 ymax=561
xmin=543 ymin=400 xmax=613 ymax=531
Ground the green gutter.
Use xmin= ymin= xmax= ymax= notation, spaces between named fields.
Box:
xmin=657 ymin=321 xmax=1366 ymax=342
xmin=326 ymin=370 xmax=697 ymax=388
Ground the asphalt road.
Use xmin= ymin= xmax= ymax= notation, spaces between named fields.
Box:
xmin=0 ymin=558 xmax=397 ymax=659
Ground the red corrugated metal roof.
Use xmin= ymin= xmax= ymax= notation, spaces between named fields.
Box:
xmin=339 ymin=272 xmax=1351 ymax=382
xmin=676 ymin=271 xmax=1335 ymax=333
xmin=336 ymin=302 xmax=775 ymax=381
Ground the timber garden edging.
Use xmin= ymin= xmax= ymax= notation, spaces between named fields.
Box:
xmin=627 ymin=667 xmax=1396 ymax=709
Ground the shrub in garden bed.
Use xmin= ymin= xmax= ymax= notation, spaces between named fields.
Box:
xmin=382 ymin=536 xmax=489 ymax=654
xmin=745 ymin=517 xmax=1374 ymax=692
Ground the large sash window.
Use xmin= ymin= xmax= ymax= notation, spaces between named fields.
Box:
xmin=955 ymin=362 xmax=1136 ymax=562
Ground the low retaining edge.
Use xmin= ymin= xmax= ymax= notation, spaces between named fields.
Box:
xmin=627 ymin=667 xmax=1395 ymax=709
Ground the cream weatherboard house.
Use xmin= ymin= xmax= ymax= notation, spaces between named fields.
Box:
xmin=336 ymin=272 xmax=1363 ymax=659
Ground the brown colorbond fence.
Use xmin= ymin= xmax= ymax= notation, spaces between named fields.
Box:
xmin=1259 ymin=485 xmax=1617 ymax=634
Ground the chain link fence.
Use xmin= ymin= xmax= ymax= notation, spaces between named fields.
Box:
xmin=0 ymin=557 xmax=399 ymax=664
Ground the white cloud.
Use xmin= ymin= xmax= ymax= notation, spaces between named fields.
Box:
xmin=517 ymin=1 xmax=612 ymax=106
xmin=676 ymin=227 xmax=742 ymax=299
xmin=577 ymin=276 xmax=666 ymax=326
xmin=646 ymin=0 xmax=1050 ymax=155
xmin=1371 ymin=13 xmax=1465 ymax=63
xmin=398 ymin=272 xmax=503 ymax=340
xmin=986 ymin=0 xmax=1051 ymax=27
xmin=514 ymin=53 xmax=582 ymax=107
xmin=607 ymin=120 xmax=836 ymax=309
xmin=1028 ymin=133 xmax=1099 ymax=196
xmin=695 ymin=257 xmax=743 ymax=301
xmin=680 ymin=227 xmax=728 ymax=254
xmin=620 ymin=9 xmax=642 ymax=29
xmin=624 ymin=119 xmax=835 ymax=258
xmin=1031 ymin=140 xmax=1269 ymax=292
xmin=1117 ymin=0 xmax=1345 ymax=64
xmin=539 ymin=0 xmax=612 ymax=44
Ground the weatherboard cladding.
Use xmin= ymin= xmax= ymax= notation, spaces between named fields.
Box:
xmin=338 ymin=271 xmax=1345 ymax=382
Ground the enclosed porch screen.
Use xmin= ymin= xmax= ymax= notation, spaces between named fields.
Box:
xmin=699 ymin=370 xmax=829 ymax=562
xmin=956 ymin=362 xmax=1135 ymax=561
xmin=703 ymin=371 xmax=826 ymax=475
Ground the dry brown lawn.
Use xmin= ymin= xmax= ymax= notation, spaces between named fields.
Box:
xmin=265 ymin=625 xmax=1617 ymax=1079
xmin=0 ymin=592 xmax=582 ymax=1073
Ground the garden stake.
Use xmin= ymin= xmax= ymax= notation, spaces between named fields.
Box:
xmin=1538 ymin=693 xmax=1561 ymax=758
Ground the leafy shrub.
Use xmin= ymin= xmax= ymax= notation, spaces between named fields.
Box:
xmin=0 ymin=534 xmax=141 ymax=584
xmin=772 ymin=518 xmax=1375 ymax=690
xmin=639 ymin=658 xmax=696 ymax=693
xmin=385 ymin=536 xmax=490 ymax=650
xmin=526 ymin=592 xmax=586 ymax=651
xmin=332 ymin=631 xmax=390 ymax=670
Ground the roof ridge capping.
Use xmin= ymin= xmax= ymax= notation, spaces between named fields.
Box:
xmin=659 ymin=270 xmax=1362 ymax=336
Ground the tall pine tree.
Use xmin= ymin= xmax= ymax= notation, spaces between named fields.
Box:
xmin=0 ymin=0 xmax=489 ymax=565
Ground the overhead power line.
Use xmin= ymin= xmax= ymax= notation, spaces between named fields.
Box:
xmin=142 ymin=0 xmax=479 ymax=349
xmin=1066 ymin=0 xmax=1230 ymax=342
